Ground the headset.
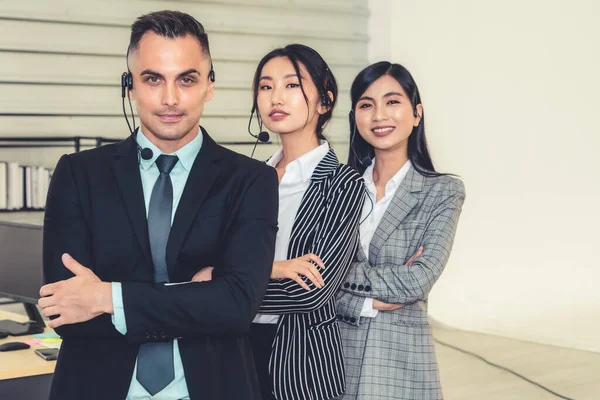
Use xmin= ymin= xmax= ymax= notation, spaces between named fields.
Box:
xmin=246 ymin=66 xmax=334 ymax=158
xmin=350 ymin=93 xmax=421 ymax=224
xmin=349 ymin=90 xmax=421 ymax=169
xmin=120 ymin=46 xmax=216 ymax=161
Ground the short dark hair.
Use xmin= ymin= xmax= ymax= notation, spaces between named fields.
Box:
xmin=128 ymin=10 xmax=211 ymax=58
xmin=250 ymin=44 xmax=338 ymax=141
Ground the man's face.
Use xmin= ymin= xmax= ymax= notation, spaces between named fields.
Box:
xmin=128 ymin=32 xmax=214 ymax=150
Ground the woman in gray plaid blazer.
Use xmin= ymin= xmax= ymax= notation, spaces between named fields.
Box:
xmin=336 ymin=62 xmax=465 ymax=400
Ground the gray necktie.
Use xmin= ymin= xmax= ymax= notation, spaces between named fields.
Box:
xmin=136 ymin=154 xmax=178 ymax=395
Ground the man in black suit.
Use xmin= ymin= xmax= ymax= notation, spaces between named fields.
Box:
xmin=38 ymin=11 xmax=278 ymax=400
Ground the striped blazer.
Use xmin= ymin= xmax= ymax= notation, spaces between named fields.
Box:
xmin=336 ymin=168 xmax=465 ymax=400
xmin=258 ymin=149 xmax=365 ymax=400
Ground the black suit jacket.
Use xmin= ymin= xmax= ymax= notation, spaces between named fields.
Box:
xmin=43 ymin=129 xmax=278 ymax=400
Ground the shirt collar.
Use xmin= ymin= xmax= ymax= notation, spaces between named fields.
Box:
xmin=268 ymin=140 xmax=330 ymax=183
xmin=363 ymin=158 xmax=412 ymax=194
xmin=137 ymin=127 xmax=203 ymax=172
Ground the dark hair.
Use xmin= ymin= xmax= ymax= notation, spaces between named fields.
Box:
xmin=348 ymin=61 xmax=443 ymax=177
xmin=128 ymin=10 xmax=211 ymax=59
xmin=250 ymin=44 xmax=338 ymax=141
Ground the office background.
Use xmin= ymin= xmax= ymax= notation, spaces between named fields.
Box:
xmin=0 ymin=0 xmax=368 ymax=167
xmin=1 ymin=0 xmax=599 ymax=398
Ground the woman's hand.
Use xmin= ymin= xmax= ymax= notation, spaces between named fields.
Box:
xmin=372 ymin=299 xmax=404 ymax=311
xmin=271 ymin=253 xmax=325 ymax=291
xmin=406 ymin=246 xmax=423 ymax=265
xmin=371 ymin=247 xmax=424 ymax=311
xmin=192 ymin=266 xmax=214 ymax=282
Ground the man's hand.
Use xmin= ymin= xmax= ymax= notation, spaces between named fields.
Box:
xmin=192 ymin=266 xmax=214 ymax=282
xmin=38 ymin=253 xmax=113 ymax=329
xmin=271 ymin=254 xmax=325 ymax=291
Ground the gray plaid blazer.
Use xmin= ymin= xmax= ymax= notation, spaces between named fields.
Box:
xmin=336 ymin=167 xmax=465 ymax=400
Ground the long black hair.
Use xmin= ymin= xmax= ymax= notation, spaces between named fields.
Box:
xmin=348 ymin=61 xmax=443 ymax=177
xmin=250 ymin=44 xmax=338 ymax=141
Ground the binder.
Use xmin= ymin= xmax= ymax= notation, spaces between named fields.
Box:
xmin=7 ymin=162 xmax=23 ymax=210
xmin=0 ymin=162 xmax=7 ymax=210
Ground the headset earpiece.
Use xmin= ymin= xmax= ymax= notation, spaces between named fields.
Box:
xmin=209 ymin=69 xmax=215 ymax=83
xmin=321 ymin=67 xmax=332 ymax=108
xmin=121 ymin=72 xmax=133 ymax=98
xmin=321 ymin=92 xmax=331 ymax=108
xmin=413 ymin=108 xmax=419 ymax=118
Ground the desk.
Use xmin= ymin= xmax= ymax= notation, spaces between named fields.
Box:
xmin=0 ymin=309 xmax=54 ymax=399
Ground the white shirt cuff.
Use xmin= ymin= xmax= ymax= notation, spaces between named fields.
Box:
xmin=360 ymin=297 xmax=379 ymax=318
xmin=110 ymin=282 xmax=127 ymax=335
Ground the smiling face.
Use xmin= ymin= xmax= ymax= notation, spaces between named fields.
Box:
xmin=255 ymin=56 xmax=328 ymax=138
xmin=354 ymin=74 xmax=422 ymax=156
xmin=128 ymin=31 xmax=214 ymax=152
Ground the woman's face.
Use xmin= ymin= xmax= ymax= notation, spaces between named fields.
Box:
xmin=256 ymin=56 xmax=327 ymax=137
xmin=354 ymin=74 xmax=422 ymax=154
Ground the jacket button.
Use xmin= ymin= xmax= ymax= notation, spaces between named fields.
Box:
xmin=344 ymin=316 xmax=350 ymax=321
xmin=350 ymin=317 xmax=357 ymax=323
xmin=358 ymin=285 xmax=365 ymax=291
xmin=350 ymin=283 xmax=357 ymax=290
xmin=365 ymin=285 xmax=372 ymax=292
xmin=343 ymin=282 xmax=350 ymax=288
xmin=337 ymin=314 xmax=343 ymax=320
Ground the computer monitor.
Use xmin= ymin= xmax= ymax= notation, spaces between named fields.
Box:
xmin=0 ymin=219 xmax=45 ymax=336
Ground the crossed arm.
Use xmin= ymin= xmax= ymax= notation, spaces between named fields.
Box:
xmin=39 ymin=155 xmax=278 ymax=341
xmin=336 ymin=182 xmax=465 ymax=325
xmin=257 ymin=177 xmax=365 ymax=315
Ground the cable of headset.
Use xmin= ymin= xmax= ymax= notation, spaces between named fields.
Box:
xmin=432 ymin=336 xmax=575 ymax=400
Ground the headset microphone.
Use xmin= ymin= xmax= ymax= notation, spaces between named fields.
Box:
xmin=349 ymin=111 xmax=372 ymax=168
xmin=121 ymin=72 xmax=153 ymax=161
xmin=252 ymin=130 xmax=270 ymax=143
xmin=139 ymin=145 xmax=153 ymax=160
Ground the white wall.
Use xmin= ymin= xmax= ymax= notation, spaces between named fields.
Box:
xmin=0 ymin=0 xmax=369 ymax=167
xmin=369 ymin=0 xmax=600 ymax=352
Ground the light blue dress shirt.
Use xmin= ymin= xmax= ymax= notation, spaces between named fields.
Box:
xmin=111 ymin=128 xmax=203 ymax=400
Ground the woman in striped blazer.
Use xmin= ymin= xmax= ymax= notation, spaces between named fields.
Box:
xmin=194 ymin=44 xmax=365 ymax=400
xmin=336 ymin=62 xmax=466 ymax=400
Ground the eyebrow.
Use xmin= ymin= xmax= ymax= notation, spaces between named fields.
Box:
xmin=259 ymin=74 xmax=299 ymax=81
xmin=140 ymin=68 xmax=201 ymax=79
xmin=358 ymin=92 xmax=404 ymax=102
xmin=384 ymin=92 xmax=404 ymax=98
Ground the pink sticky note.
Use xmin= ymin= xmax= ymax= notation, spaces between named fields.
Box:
xmin=24 ymin=339 xmax=42 ymax=345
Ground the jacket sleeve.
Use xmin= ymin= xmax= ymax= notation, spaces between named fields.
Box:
xmin=341 ymin=180 xmax=465 ymax=305
xmin=335 ymin=290 xmax=371 ymax=327
xmin=120 ymin=167 xmax=278 ymax=343
xmin=43 ymin=154 xmax=122 ymax=339
xmin=258 ymin=171 xmax=365 ymax=314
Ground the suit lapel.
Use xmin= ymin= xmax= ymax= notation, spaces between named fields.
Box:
xmin=369 ymin=167 xmax=424 ymax=263
xmin=356 ymin=242 xmax=368 ymax=262
xmin=112 ymin=137 xmax=153 ymax=264
xmin=287 ymin=149 xmax=338 ymax=259
xmin=166 ymin=130 xmax=222 ymax=276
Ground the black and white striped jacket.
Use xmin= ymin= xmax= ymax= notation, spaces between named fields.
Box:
xmin=258 ymin=149 xmax=366 ymax=400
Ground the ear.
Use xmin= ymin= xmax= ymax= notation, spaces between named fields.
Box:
xmin=128 ymin=88 xmax=135 ymax=101
xmin=413 ymin=103 xmax=423 ymax=127
xmin=205 ymin=79 xmax=215 ymax=102
xmin=317 ymin=90 xmax=334 ymax=115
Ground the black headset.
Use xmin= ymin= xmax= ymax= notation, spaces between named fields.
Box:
xmin=120 ymin=51 xmax=216 ymax=161
xmin=349 ymin=92 xmax=421 ymax=169
xmin=246 ymin=67 xmax=333 ymax=158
